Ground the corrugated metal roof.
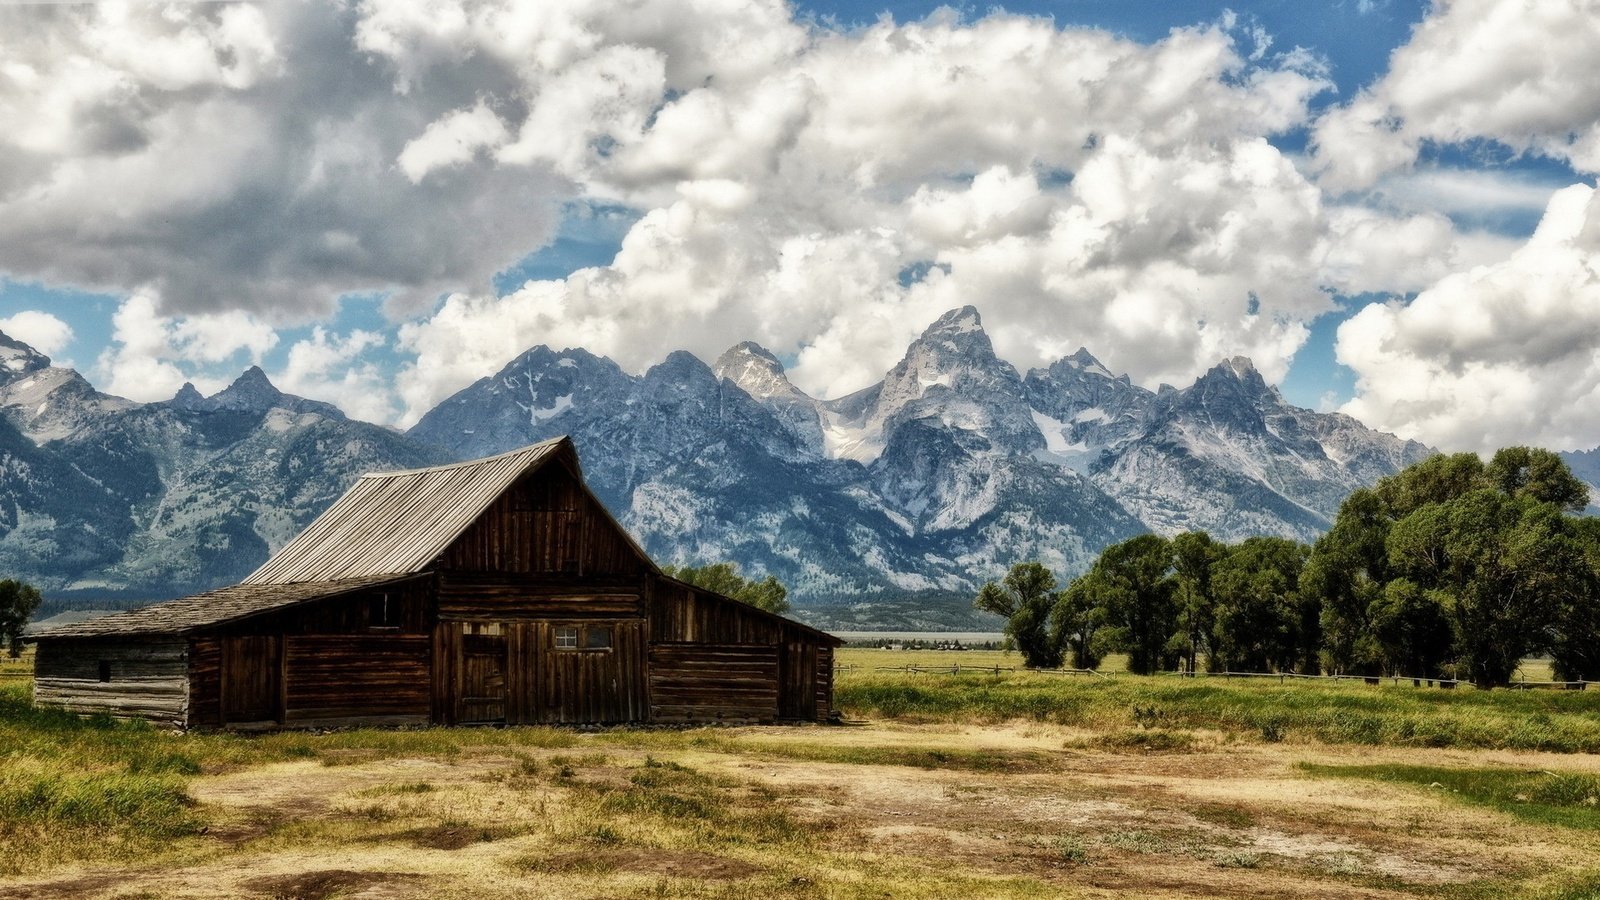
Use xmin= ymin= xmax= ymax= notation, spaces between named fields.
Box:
xmin=245 ymin=437 xmax=570 ymax=585
xmin=34 ymin=575 xmax=418 ymax=638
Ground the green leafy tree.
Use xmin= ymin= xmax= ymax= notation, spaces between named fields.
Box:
xmin=1169 ymin=531 xmax=1220 ymax=674
xmin=1305 ymin=488 xmax=1391 ymax=675
xmin=662 ymin=562 xmax=790 ymax=615
xmin=974 ymin=562 xmax=1063 ymax=668
xmin=0 ymin=579 xmax=42 ymax=658
xmin=1366 ymin=579 xmax=1454 ymax=678
xmin=1051 ymin=576 xmax=1105 ymax=670
xmin=1078 ymin=534 xmax=1178 ymax=675
xmin=1312 ymin=447 xmax=1591 ymax=687
xmin=1550 ymin=518 xmax=1600 ymax=682
xmin=1209 ymin=538 xmax=1311 ymax=673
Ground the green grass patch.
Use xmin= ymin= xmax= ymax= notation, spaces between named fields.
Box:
xmin=836 ymin=671 xmax=1600 ymax=753
xmin=1302 ymin=763 xmax=1600 ymax=831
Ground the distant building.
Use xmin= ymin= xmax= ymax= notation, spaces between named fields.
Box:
xmin=32 ymin=437 xmax=839 ymax=729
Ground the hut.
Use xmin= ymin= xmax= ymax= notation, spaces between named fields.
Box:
xmin=31 ymin=437 xmax=840 ymax=729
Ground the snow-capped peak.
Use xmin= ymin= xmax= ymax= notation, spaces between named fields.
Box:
xmin=714 ymin=341 xmax=810 ymax=403
xmin=0 ymin=331 xmax=51 ymax=378
xmin=924 ymin=305 xmax=984 ymax=336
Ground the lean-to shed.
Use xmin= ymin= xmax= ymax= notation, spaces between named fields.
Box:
xmin=32 ymin=437 xmax=840 ymax=729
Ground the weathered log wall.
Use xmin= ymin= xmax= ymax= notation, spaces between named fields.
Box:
xmin=33 ymin=639 xmax=188 ymax=725
xmin=648 ymin=577 xmax=834 ymax=721
xmin=441 ymin=464 xmax=646 ymax=578
xmin=433 ymin=618 xmax=648 ymax=725
xmin=648 ymin=643 xmax=779 ymax=723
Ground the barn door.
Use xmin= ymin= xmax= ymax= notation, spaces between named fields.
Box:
xmin=222 ymin=636 xmax=281 ymax=725
xmin=459 ymin=633 xmax=508 ymax=724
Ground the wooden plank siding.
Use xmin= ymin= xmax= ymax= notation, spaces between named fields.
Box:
xmin=648 ymin=577 xmax=835 ymax=721
xmin=439 ymin=465 xmax=647 ymax=579
xmin=282 ymin=635 xmax=430 ymax=726
xmin=649 ymin=643 xmax=779 ymax=723
xmin=33 ymin=639 xmax=189 ymax=725
xmin=431 ymin=619 xmax=647 ymax=725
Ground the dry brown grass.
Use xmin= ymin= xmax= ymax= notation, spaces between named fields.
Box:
xmin=2 ymin=718 xmax=1599 ymax=899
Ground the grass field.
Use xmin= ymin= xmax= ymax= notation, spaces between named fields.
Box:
xmin=3 ymin=652 xmax=1600 ymax=898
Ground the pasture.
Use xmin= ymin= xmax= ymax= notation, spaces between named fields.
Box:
xmin=1 ymin=649 xmax=1598 ymax=898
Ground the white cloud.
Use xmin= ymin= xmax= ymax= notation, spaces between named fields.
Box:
xmin=384 ymin=11 xmax=1416 ymax=421
xmin=0 ymin=1 xmax=1545 ymax=430
xmin=1311 ymin=0 xmax=1600 ymax=192
xmin=397 ymin=100 xmax=511 ymax=184
xmin=93 ymin=294 xmax=278 ymax=401
xmin=0 ymin=2 xmax=565 ymax=319
xmin=275 ymin=327 xmax=395 ymax=423
xmin=0 ymin=310 xmax=73 ymax=359
xmin=1338 ymin=183 xmax=1600 ymax=452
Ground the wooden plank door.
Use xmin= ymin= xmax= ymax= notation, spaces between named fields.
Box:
xmin=222 ymin=636 xmax=281 ymax=725
xmin=459 ymin=633 xmax=507 ymax=724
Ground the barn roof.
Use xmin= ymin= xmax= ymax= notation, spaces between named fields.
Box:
xmin=243 ymin=436 xmax=624 ymax=584
xmin=31 ymin=574 xmax=419 ymax=638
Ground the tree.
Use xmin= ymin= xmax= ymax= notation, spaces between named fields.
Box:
xmin=1051 ymin=575 xmax=1104 ymax=670
xmin=1311 ymin=447 xmax=1592 ymax=687
xmin=1550 ymin=517 xmax=1600 ymax=682
xmin=974 ymin=562 xmax=1063 ymax=668
xmin=1079 ymin=534 xmax=1178 ymax=675
xmin=662 ymin=562 xmax=790 ymax=614
xmin=0 ymin=579 xmax=42 ymax=658
xmin=1169 ymin=531 xmax=1220 ymax=674
xmin=1209 ymin=538 xmax=1311 ymax=673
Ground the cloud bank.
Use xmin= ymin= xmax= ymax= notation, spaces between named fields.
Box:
xmin=2 ymin=0 xmax=1594 ymax=454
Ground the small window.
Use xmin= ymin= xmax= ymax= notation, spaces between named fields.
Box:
xmin=555 ymin=626 xmax=578 ymax=649
xmin=97 ymin=661 xmax=112 ymax=683
xmin=585 ymin=627 xmax=612 ymax=650
xmin=369 ymin=593 xmax=400 ymax=629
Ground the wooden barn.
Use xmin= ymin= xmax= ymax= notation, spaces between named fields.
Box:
xmin=31 ymin=437 xmax=840 ymax=729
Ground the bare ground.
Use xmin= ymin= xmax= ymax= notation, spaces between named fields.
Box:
xmin=2 ymin=721 xmax=1597 ymax=899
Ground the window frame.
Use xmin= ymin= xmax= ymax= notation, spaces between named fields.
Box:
xmin=553 ymin=624 xmax=613 ymax=651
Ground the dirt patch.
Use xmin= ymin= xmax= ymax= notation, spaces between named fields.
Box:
xmin=0 ymin=874 xmax=124 ymax=900
xmin=241 ymin=869 xmax=418 ymax=900
xmin=539 ymin=848 xmax=762 ymax=880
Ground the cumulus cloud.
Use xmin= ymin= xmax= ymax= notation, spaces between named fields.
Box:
xmin=1339 ymin=183 xmax=1600 ymax=452
xmin=93 ymin=294 xmax=278 ymax=401
xmin=0 ymin=1 xmax=1531 ymax=429
xmin=1311 ymin=0 xmax=1600 ymax=192
xmin=382 ymin=9 xmax=1385 ymax=420
xmin=0 ymin=311 xmax=73 ymax=359
xmin=0 ymin=2 xmax=565 ymax=320
xmin=276 ymin=327 xmax=395 ymax=423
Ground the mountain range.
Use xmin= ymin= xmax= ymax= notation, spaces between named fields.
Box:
xmin=0 ymin=307 xmax=1444 ymax=628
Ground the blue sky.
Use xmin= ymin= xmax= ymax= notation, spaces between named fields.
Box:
xmin=1 ymin=0 xmax=1596 ymax=450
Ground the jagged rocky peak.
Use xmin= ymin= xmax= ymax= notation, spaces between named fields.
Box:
xmin=714 ymin=342 xmax=801 ymax=398
xmin=169 ymin=383 xmax=206 ymax=410
xmin=714 ymin=341 xmax=826 ymax=453
xmin=173 ymin=366 xmax=346 ymax=420
xmin=1063 ymin=347 xmax=1114 ymax=377
xmin=208 ymin=366 xmax=287 ymax=411
xmin=0 ymin=331 xmax=51 ymax=378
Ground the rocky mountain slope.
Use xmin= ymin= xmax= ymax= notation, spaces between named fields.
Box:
xmin=0 ymin=307 xmax=1434 ymax=623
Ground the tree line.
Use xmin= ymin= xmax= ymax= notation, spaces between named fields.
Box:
xmin=976 ymin=447 xmax=1600 ymax=688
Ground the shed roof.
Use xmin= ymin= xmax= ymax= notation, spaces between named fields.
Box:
xmin=32 ymin=574 xmax=418 ymax=638
xmin=245 ymin=436 xmax=598 ymax=584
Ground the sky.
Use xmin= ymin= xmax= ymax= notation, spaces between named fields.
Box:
xmin=0 ymin=0 xmax=1597 ymax=452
